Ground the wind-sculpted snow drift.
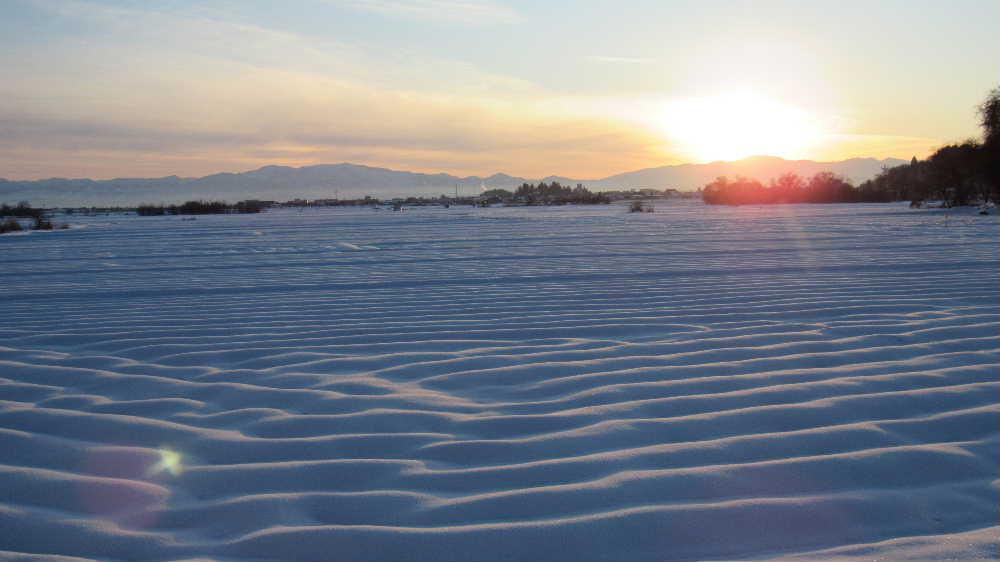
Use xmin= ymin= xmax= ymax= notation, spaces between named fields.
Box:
xmin=0 ymin=203 xmax=997 ymax=561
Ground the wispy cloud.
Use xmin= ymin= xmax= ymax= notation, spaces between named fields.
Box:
xmin=338 ymin=0 xmax=519 ymax=24
xmin=589 ymin=55 xmax=656 ymax=65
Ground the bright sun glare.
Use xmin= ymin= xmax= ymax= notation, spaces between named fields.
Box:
xmin=660 ymin=93 xmax=826 ymax=162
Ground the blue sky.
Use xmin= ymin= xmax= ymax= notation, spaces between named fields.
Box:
xmin=2 ymin=0 xmax=998 ymax=179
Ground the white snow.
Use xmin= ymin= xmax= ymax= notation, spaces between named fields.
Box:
xmin=0 ymin=202 xmax=997 ymax=561
xmin=336 ymin=241 xmax=380 ymax=251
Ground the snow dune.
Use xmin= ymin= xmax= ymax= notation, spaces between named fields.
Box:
xmin=0 ymin=203 xmax=997 ymax=561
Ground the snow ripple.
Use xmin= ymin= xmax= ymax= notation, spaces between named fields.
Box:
xmin=1 ymin=203 xmax=997 ymax=561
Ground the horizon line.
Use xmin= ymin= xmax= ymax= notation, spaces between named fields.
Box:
xmin=1 ymin=154 xmax=911 ymax=183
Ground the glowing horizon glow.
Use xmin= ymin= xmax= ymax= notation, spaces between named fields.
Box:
xmin=659 ymin=94 xmax=828 ymax=163
xmin=0 ymin=1 xmax=996 ymax=179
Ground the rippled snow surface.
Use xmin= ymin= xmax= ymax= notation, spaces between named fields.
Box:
xmin=1 ymin=202 xmax=998 ymax=561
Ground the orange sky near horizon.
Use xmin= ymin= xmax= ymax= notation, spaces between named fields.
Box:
xmin=1 ymin=0 xmax=996 ymax=181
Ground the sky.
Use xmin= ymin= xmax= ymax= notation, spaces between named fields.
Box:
xmin=1 ymin=0 xmax=998 ymax=180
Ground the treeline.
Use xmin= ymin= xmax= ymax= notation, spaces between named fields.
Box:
xmin=505 ymin=182 xmax=610 ymax=205
xmin=857 ymin=143 xmax=998 ymax=206
xmin=0 ymin=202 xmax=60 ymax=233
xmin=703 ymin=86 xmax=1000 ymax=207
xmin=861 ymin=86 xmax=999 ymax=206
xmin=136 ymin=200 xmax=268 ymax=216
xmin=703 ymin=172 xmax=856 ymax=205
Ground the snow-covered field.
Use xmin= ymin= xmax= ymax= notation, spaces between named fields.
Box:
xmin=1 ymin=202 xmax=998 ymax=561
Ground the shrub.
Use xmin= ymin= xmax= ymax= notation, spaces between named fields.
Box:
xmin=0 ymin=218 xmax=23 ymax=234
xmin=33 ymin=216 xmax=54 ymax=230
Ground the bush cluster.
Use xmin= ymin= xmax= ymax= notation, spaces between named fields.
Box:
xmin=512 ymin=182 xmax=610 ymax=205
xmin=0 ymin=202 xmax=61 ymax=233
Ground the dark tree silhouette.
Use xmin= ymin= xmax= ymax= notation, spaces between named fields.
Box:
xmin=980 ymin=86 xmax=1000 ymax=147
xmin=806 ymin=172 xmax=855 ymax=203
xmin=926 ymin=141 xmax=982 ymax=206
xmin=980 ymin=87 xmax=1000 ymax=202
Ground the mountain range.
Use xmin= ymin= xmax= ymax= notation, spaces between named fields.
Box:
xmin=0 ymin=156 xmax=907 ymax=207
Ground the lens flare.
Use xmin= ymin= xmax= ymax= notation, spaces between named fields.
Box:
xmin=147 ymin=447 xmax=184 ymax=477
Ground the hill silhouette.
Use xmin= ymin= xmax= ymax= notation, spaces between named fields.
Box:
xmin=1 ymin=156 xmax=906 ymax=207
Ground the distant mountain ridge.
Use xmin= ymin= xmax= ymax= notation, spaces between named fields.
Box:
xmin=0 ymin=156 xmax=907 ymax=207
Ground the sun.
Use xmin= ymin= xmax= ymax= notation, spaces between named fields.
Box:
xmin=658 ymin=93 xmax=826 ymax=162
